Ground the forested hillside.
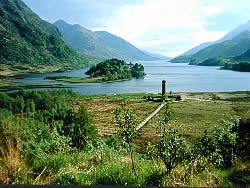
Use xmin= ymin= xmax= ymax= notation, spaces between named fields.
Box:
xmin=223 ymin=49 xmax=250 ymax=72
xmin=190 ymin=31 xmax=250 ymax=61
xmin=0 ymin=0 xmax=90 ymax=76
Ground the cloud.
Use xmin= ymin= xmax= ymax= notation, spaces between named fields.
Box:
xmin=23 ymin=0 xmax=250 ymax=57
xmin=97 ymin=0 xmax=226 ymax=56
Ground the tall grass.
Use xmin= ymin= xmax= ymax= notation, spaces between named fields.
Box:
xmin=0 ymin=117 xmax=30 ymax=184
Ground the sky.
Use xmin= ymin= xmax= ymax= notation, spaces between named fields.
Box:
xmin=23 ymin=0 xmax=250 ymax=57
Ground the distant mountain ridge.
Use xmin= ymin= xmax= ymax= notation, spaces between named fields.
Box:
xmin=143 ymin=51 xmax=172 ymax=61
xmin=179 ymin=20 xmax=250 ymax=57
xmin=54 ymin=20 xmax=157 ymax=61
xmin=171 ymin=20 xmax=250 ymax=63
xmin=181 ymin=42 xmax=213 ymax=56
xmin=217 ymin=20 xmax=250 ymax=43
xmin=190 ymin=30 xmax=250 ymax=61
xmin=0 ymin=0 xmax=90 ymax=76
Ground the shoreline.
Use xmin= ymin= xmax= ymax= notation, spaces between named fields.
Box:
xmin=44 ymin=76 xmax=133 ymax=84
xmin=1 ymin=78 xmax=250 ymax=97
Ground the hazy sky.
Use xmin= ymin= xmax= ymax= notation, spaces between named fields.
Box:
xmin=23 ymin=0 xmax=250 ymax=57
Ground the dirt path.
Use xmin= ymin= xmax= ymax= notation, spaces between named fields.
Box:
xmin=136 ymin=102 xmax=167 ymax=131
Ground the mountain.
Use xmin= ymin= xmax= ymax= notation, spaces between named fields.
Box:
xmin=143 ymin=51 xmax=172 ymax=61
xmin=232 ymin=48 xmax=250 ymax=62
xmin=217 ymin=20 xmax=250 ymax=43
xmin=181 ymin=42 xmax=213 ymax=56
xmin=178 ymin=20 xmax=250 ymax=57
xmin=171 ymin=30 xmax=250 ymax=63
xmin=0 ymin=0 xmax=90 ymax=76
xmin=54 ymin=20 xmax=157 ymax=61
xmin=190 ymin=31 xmax=250 ymax=61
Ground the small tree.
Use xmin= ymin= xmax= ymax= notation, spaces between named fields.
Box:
xmin=156 ymin=100 xmax=188 ymax=175
xmin=54 ymin=104 xmax=97 ymax=150
xmin=191 ymin=116 xmax=240 ymax=170
xmin=73 ymin=104 xmax=97 ymax=150
xmin=114 ymin=103 xmax=138 ymax=176
xmin=211 ymin=117 xmax=239 ymax=168
xmin=157 ymin=128 xmax=188 ymax=175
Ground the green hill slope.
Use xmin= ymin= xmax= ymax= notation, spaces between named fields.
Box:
xmin=0 ymin=0 xmax=90 ymax=76
xmin=222 ymin=49 xmax=250 ymax=72
xmin=54 ymin=20 xmax=157 ymax=62
xmin=232 ymin=49 xmax=250 ymax=61
xmin=191 ymin=31 xmax=250 ymax=61
xmin=177 ymin=20 xmax=250 ymax=57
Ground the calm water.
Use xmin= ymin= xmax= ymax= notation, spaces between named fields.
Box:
xmin=11 ymin=61 xmax=250 ymax=94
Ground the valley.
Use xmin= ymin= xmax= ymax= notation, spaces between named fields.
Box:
xmin=0 ymin=0 xmax=250 ymax=187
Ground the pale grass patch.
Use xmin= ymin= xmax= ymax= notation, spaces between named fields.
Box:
xmin=0 ymin=118 xmax=27 ymax=184
xmin=161 ymin=162 xmax=222 ymax=187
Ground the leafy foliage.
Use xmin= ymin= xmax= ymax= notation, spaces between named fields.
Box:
xmin=157 ymin=128 xmax=188 ymax=175
xmin=223 ymin=61 xmax=250 ymax=72
xmin=191 ymin=116 xmax=241 ymax=169
xmin=71 ymin=104 xmax=97 ymax=150
xmin=0 ymin=89 xmax=96 ymax=158
xmin=0 ymin=91 xmax=249 ymax=186
xmin=86 ymin=58 xmax=145 ymax=81
xmin=114 ymin=103 xmax=138 ymax=176
xmin=221 ymin=48 xmax=250 ymax=72
xmin=153 ymin=101 xmax=188 ymax=176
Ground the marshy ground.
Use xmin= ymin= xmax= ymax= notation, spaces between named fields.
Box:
xmin=77 ymin=91 xmax=250 ymax=145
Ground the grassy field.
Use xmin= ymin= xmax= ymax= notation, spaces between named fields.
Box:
xmin=76 ymin=92 xmax=250 ymax=146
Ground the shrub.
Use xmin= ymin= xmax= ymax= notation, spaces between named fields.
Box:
xmin=212 ymin=120 xmax=239 ymax=169
xmin=234 ymin=119 xmax=250 ymax=160
xmin=157 ymin=128 xmax=189 ymax=175
xmin=190 ymin=131 xmax=223 ymax=172
xmin=71 ymin=104 xmax=97 ymax=150
xmin=192 ymin=116 xmax=240 ymax=169
xmin=114 ymin=103 xmax=138 ymax=176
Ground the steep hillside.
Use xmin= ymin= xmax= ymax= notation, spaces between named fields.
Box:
xmin=181 ymin=42 xmax=213 ymax=56
xmin=0 ymin=0 xmax=90 ymax=76
xmin=177 ymin=20 xmax=250 ymax=57
xmin=54 ymin=20 xmax=156 ymax=61
xmin=191 ymin=31 xmax=250 ymax=61
xmin=95 ymin=31 xmax=156 ymax=61
xmin=217 ymin=20 xmax=250 ymax=42
xmin=232 ymin=49 xmax=250 ymax=61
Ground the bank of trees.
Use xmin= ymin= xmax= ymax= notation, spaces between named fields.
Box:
xmin=86 ymin=58 xmax=145 ymax=81
xmin=0 ymin=89 xmax=97 ymax=184
xmin=223 ymin=61 xmax=250 ymax=72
